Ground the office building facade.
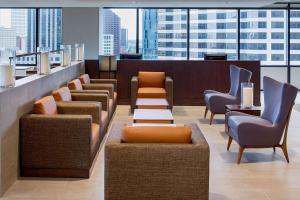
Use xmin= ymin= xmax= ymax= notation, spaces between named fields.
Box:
xmin=103 ymin=9 xmax=121 ymax=55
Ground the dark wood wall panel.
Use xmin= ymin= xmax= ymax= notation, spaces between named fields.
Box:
xmin=85 ymin=60 xmax=99 ymax=79
xmin=116 ymin=60 xmax=261 ymax=106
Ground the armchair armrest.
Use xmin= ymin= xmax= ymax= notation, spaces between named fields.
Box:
xmin=90 ymin=79 xmax=117 ymax=91
xmin=71 ymin=93 xmax=109 ymax=112
xmin=82 ymin=83 xmax=114 ymax=98
xmin=20 ymin=114 xmax=93 ymax=169
xmin=165 ymin=76 xmax=173 ymax=108
xmin=56 ymin=101 xmax=101 ymax=124
xmin=70 ymin=89 xmax=110 ymax=96
xmin=131 ymin=76 xmax=138 ymax=112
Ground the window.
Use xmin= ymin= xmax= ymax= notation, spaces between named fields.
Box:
xmin=102 ymin=9 xmax=137 ymax=56
xmin=290 ymin=10 xmax=300 ymax=65
xmin=139 ymin=9 xmax=188 ymax=60
xmin=189 ymin=9 xmax=238 ymax=60
xmin=240 ymin=9 xmax=287 ymax=65
xmin=0 ymin=9 xmax=36 ymax=54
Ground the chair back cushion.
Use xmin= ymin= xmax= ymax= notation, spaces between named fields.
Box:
xmin=52 ymin=87 xmax=72 ymax=101
xmin=68 ymin=79 xmax=83 ymax=91
xmin=138 ymin=71 xmax=165 ymax=88
xmin=122 ymin=125 xmax=192 ymax=143
xmin=33 ymin=96 xmax=58 ymax=115
xmin=228 ymin=65 xmax=252 ymax=98
xmin=79 ymin=74 xmax=91 ymax=84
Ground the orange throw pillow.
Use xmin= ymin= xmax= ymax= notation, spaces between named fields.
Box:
xmin=33 ymin=96 xmax=58 ymax=115
xmin=68 ymin=79 xmax=83 ymax=90
xmin=122 ymin=126 xmax=192 ymax=143
xmin=52 ymin=87 xmax=72 ymax=101
xmin=79 ymin=74 xmax=91 ymax=84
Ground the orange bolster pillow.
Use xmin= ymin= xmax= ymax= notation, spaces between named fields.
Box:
xmin=122 ymin=126 xmax=192 ymax=143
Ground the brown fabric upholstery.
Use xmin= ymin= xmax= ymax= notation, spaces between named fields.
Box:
xmin=79 ymin=74 xmax=91 ymax=84
xmin=52 ymin=87 xmax=72 ymax=101
xmin=68 ymin=79 xmax=83 ymax=91
xmin=138 ymin=71 xmax=165 ymax=88
xmin=105 ymin=123 xmax=209 ymax=200
xmin=33 ymin=96 xmax=58 ymax=115
xmin=137 ymin=87 xmax=167 ymax=98
xmin=122 ymin=126 xmax=192 ymax=143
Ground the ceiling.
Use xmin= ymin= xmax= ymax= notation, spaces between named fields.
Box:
xmin=0 ymin=0 xmax=297 ymax=8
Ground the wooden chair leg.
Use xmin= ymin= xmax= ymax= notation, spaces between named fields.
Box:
xmin=204 ymin=107 xmax=208 ymax=119
xmin=281 ymin=144 xmax=290 ymax=163
xmin=209 ymin=113 xmax=215 ymax=125
xmin=227 ymin=136 xmax=233 ymax=151
xmin=273 ymin=147 xmax=276 ymax=152
xmin=237 ymin=147 xmax=244 ymax=164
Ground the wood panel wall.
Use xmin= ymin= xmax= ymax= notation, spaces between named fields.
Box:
xmin=116 ymin=60 xmax=261 ymax=106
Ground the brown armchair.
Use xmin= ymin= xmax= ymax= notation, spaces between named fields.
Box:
xmin=68 ymin=79 xmax=115 ymax=120
xmin=131 ymin=71 xmax=173 ymax=112
xmin=105 ymin=123 xmax=209 ymax=200
xmin=20 ymin=96 xmax=101 ymax=178
xmin=52 ymin=87 xmax=109 ymax=135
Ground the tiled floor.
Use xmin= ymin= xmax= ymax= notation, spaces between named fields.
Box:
xmin=3 ymin=105 xmax=300 ymax=200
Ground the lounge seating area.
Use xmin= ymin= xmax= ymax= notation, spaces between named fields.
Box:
xmin=1 ymin=1 xmax=300 ymax=200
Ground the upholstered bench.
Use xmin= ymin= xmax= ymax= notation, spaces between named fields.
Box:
xmin=105 ymin=123 xmax=209 ymax=200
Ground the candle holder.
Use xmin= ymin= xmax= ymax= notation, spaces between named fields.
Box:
xmin=61 ymin=45 xmax=72 ymax=67
xmin=75 ymin=43 xmax=85 ymax=61
xmin=0 ymin=49 xmax=16 ymax=88
xmin=241 ymin=82 xmax=254 ymax=108
xmin=37 ymin=47 xmax=51 ymax=75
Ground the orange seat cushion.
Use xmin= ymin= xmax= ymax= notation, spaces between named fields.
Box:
xmin=101 ymin=111 xmax=108 ymax=128
xmin=68 ymin=79 xmax=83 ymax=91
xmin=109 ymin=99 xmax=114 ymax=113
xmin=52 ymin=87 xmax=72 ymax=101
xmin=79 ymin=74 xmax=91 ymax=84
xmin=138 ymin=71 xmax=165 ymax=88
xmin=33 ymin=96 xmax=58 ymax=115
xmin=122 ymin=126 xmax=192 ymax=143
xmin=91 ymin=123 xmax=100 ymax=155
xmin=137 ymin=87 xmax=167 ymax=98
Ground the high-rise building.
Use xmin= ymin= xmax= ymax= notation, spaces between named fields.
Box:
xmin=11 ymin=9 xmax=28 ymax=52
xmin=103 ymin=9 xmax=121 ymax=55
xmin=0 ymin=27 xmax=16 ymax=49
xmin=142 ymin=9 xmax=158 ymax=59
xmin=39 ymin=9 xmax=62 ymax=51
xmin=102 ymin=34 xmax=114 ymax=55
xmin=121 ymin=28 xmax=128 ymax=53
xmin=27 ymin=9 xmax=36 ymax=53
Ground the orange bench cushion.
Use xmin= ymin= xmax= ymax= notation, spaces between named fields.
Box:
xmin=79 ymin=74 xmax=91 ymax=84
xmin=138 ymin=71 xmax=165 ymax=88
xmin=33 ymin=96 xmax=58 ymax=115
xmin=122 ymin=126 xmax=192 ymax=143
xmin=68 ymin=79 xmax=83 ymax=91
xmin=52 ymin=87 xmax=72 ymax=101
xmin=137 ymin=87 xmax=167 ymax=98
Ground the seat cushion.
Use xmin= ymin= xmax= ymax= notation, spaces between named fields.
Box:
xmin=91 ymin=123 xmax=100 ymax=155
xmin=79 ymin=74 xmax=91 ymax=84
xmin=33 ymin=96 xmax=58 ymax=115
xmin=68 ymin=79 xmax=83 ymax=91
xmin=122 ymin=126 xmax=192 ymax=143
xmin=52 ymin=87 xmax=72 ymax=101
xmin=138 ymin=71 xmax=165 ymax=88
xmin=101 ymin=111 xmax=108 ymax=128
xmin=137 ymin=87 xmax=167 ymax=98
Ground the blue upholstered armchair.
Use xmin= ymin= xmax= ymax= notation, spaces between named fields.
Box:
xmin=226 ymin=76 xmax=298 ymax=164
xmin=204 ymin=65 xmax=252 ymax=124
